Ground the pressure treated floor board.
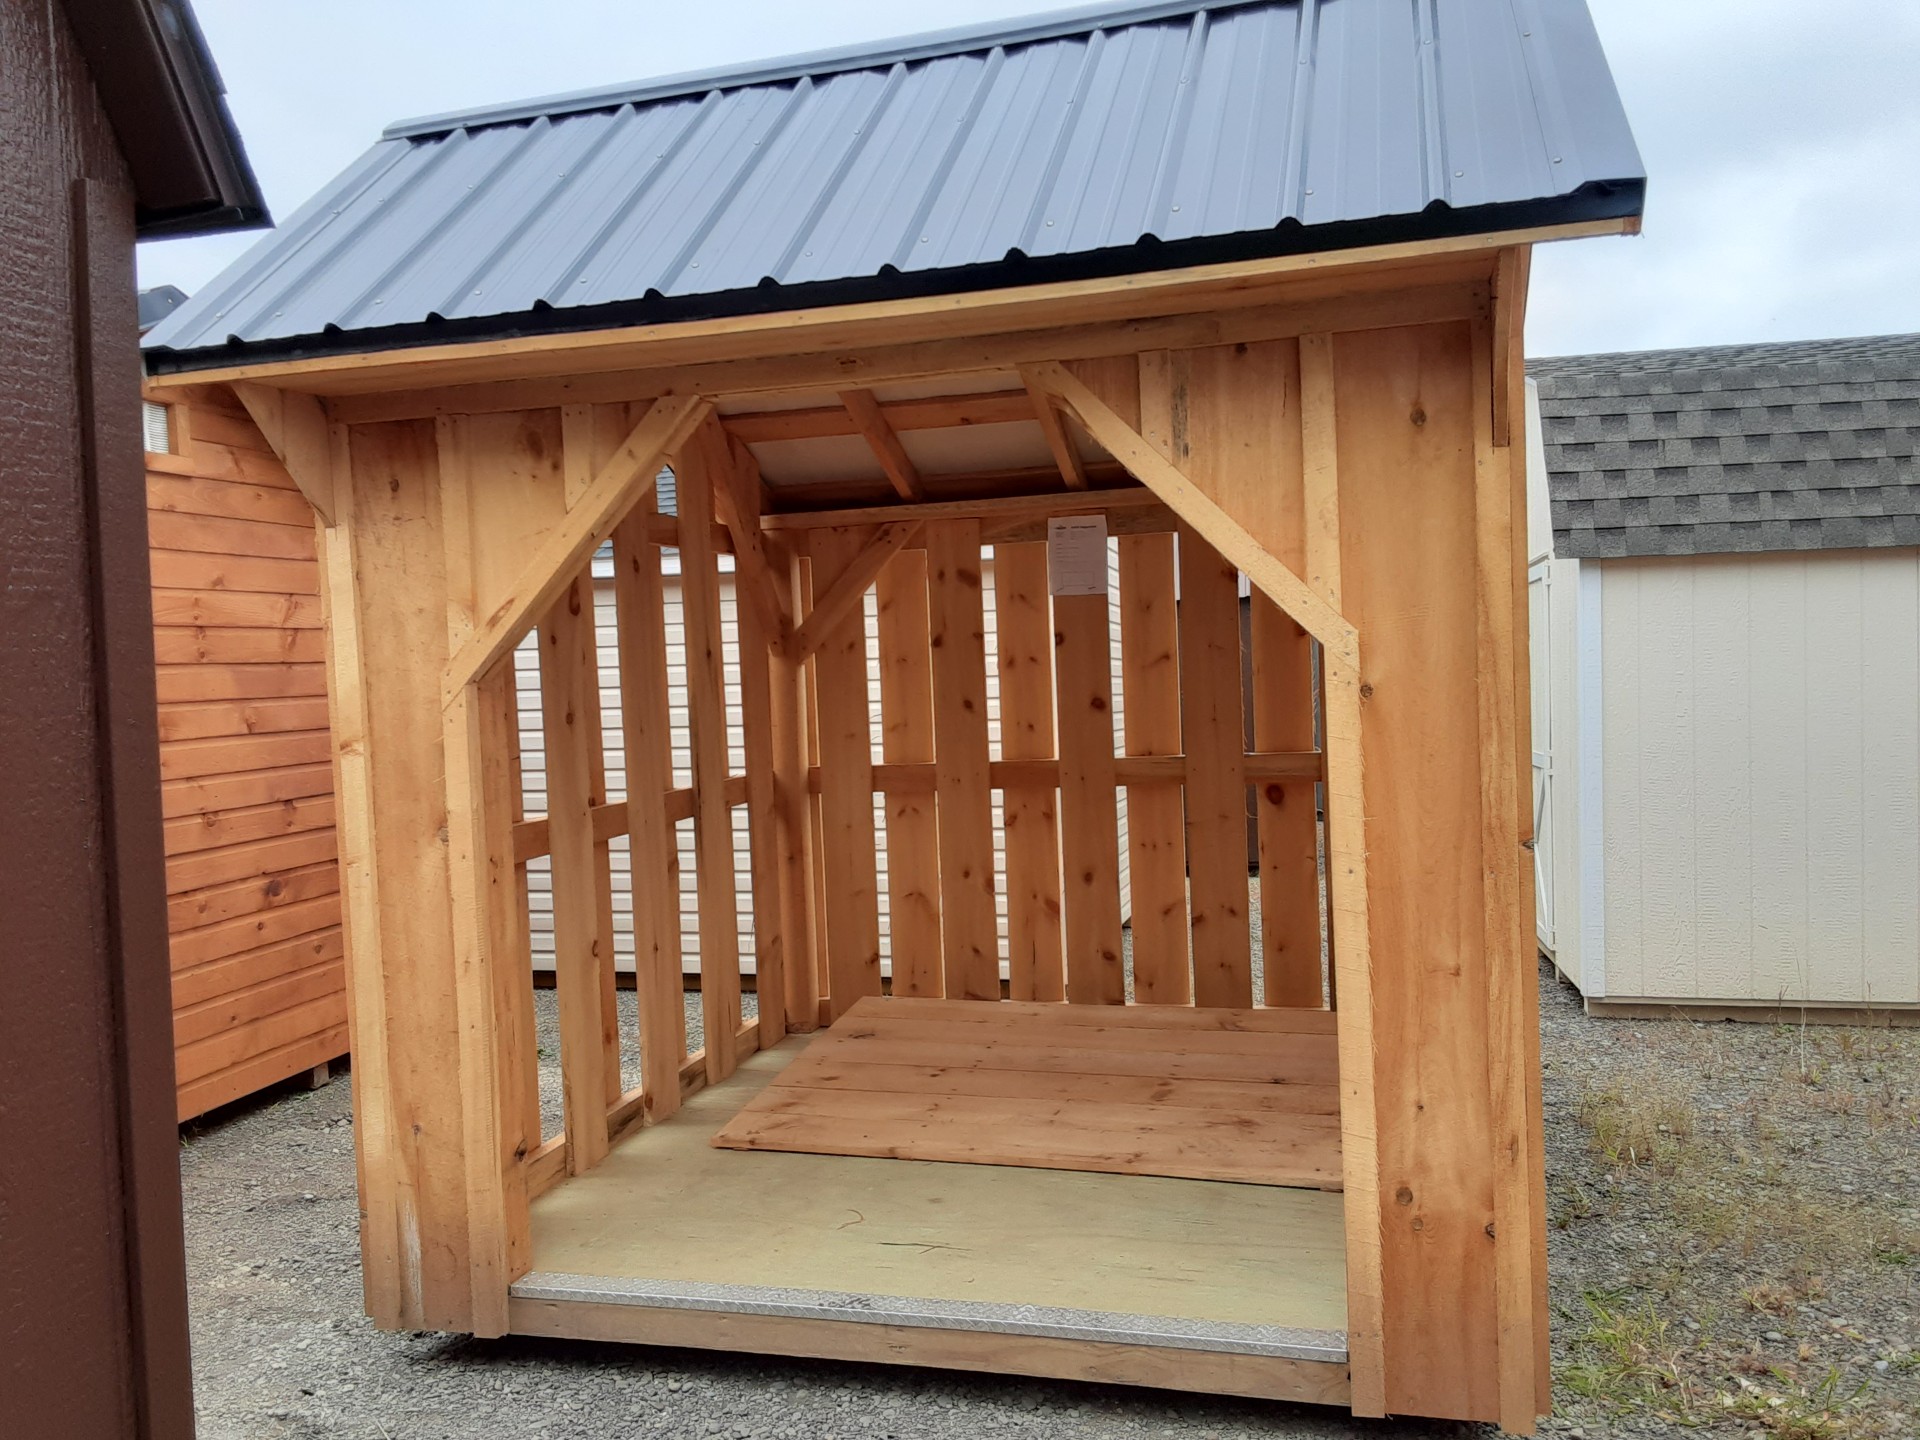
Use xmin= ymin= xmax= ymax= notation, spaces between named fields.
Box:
xmin=527 ymin=1037 xmax=1348 ymax=1338
xmin=712 ymin=996 xmax=1343 ymax=1189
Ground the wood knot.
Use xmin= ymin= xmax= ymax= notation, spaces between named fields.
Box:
xmin=1395 ymin=1186 xmax=1414 ymax=1206
xmin=1264 ymin=783 xmax=1285 ymax=806
xmin=1410 ymin=406 xmax=1427 ymax=426
xmin=1359 ymin=682 xmax=1375 ymax=699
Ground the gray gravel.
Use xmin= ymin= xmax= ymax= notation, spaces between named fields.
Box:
xmin=180 ymin=920 xmax=1916 ymax=1438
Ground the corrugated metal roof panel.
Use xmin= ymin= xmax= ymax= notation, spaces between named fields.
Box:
xmin=145 ymin=0 xmax=1644 ymax=366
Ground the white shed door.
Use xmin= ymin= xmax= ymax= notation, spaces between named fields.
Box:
xmin=1528 ymin=560 xmax=1555 ymax=953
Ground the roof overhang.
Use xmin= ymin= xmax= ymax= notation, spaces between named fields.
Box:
xmin=61 ymin=0 xmax=268 ymax=238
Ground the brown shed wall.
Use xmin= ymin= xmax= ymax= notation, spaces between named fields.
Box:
xmin=0 ymin=0 xmax=195 ymax=1433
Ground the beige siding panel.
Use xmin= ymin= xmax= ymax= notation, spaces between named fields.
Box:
xmin=1598 ymin=550 xmax=1920 ymax=1006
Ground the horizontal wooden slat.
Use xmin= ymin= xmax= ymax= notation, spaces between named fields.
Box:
xmin=181 ymin=407 xmax=276 ymax=455
xmin=164 ymin=792 xmax=334 ymax=856
xmin=175 ymin=1021 xmax=348 ymax=1122
xmin=153 ymin=662 xmax=328 ymax=704
xmin=166 ymin=859 xmax=340 ymax=931
xmin=512 ymin=776 xmax=754 ymax=863
xmin=171 ymin=928 xmax=343 ymax=1010
xmin=156 ymin=695 xmax=330 ymax=742
xmin=146 ymin=510 xmax=316 ymax=561
xmin=161 ymin=762 xmax=333 ymax=820
xmin=169 ymin=894 xmax=342 ymax=971
xmin=772 ymin=1059 xmax=1337 ymax=1115
xmin=173 ymin=958 xmax=345 ymax=1049
xmin=149 ymin=548 xmax=319 ymax=596
xmin=165 ymin=829 xmax=338 ymax=896
xmin=146 ymin=441 xmax=293 ymax=489
xmin=147 ymin=472 xmax=314 ymax=528
xmin=173 ymin=989 xmax=347 ymax=1085
xmin=153 ymin=627 xmax=326 ymax=665
xmin=801 ymin=751 xmax=1321 ymax=795
xmin=760 ymin=486 xmax=1163 ymax=534
xmin=150 ymin=588 xmax=323 ymax=630
xmin=158 ymin=729 xmax=331 ymax=782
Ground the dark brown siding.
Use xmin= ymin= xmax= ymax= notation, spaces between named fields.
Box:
xmin=0 ymin=1 xmax=195 ymax=1435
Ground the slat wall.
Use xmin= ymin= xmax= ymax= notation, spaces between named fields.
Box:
xmin=512 ymin=550 xmax=1133 ymax=982
xmin=147 ymin=390 xmax=346 ymax=1121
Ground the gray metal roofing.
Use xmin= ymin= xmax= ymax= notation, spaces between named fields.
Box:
xmin=1534 ymin=334 xmax=1920 ymax=560
xmin=143 ymin=0 xmax=1642 ymax=367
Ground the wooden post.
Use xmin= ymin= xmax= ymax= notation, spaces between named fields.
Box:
xmin=769 ymin=537 xmax=820 ymax=1031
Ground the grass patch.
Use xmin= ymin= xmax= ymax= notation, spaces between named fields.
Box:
xmin=1577 ymin=1077 xmax=1697 ymax=1173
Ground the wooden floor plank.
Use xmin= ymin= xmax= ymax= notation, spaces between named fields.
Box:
xmin=713 ymin=996 xmax=1341 ymax=1188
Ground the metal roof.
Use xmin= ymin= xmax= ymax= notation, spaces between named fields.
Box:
xmin=1535 ymin=335 xmax=1920 ymax=560
xmin=144 ymin=0 xmax=1643 ymax=368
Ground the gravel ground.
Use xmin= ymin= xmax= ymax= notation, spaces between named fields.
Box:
xmin=181 ymin=914 xmax=1916 ymax=1439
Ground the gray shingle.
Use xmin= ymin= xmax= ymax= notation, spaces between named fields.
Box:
xmin=1536 ymin=334 xmax=1920 ymax=559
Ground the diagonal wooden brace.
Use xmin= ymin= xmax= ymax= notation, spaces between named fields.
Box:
xmin=1022 ymin=361 xmax=1359 ymax=672
xmin=442 ymin=394 xmax=712 ymax=702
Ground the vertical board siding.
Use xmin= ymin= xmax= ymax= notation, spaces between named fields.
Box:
xmin=1596 ymin=550 xmax=1920 ymax=1005
xmin=150 ymin=394 xmax=347 ymax=1121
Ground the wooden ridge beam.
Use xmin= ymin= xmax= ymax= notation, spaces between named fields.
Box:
xmin=1023 ymin=361 xmax=1360 ymax=672
xmin=839 ymin=389 xmax=924 ymax=500
xmin=783 ymin=522 xmax=918 ymax=661
xmin=229 ymin=382 xmax=335 ymax=525
xmin=443 ymin=394 xmax=711 ymax=700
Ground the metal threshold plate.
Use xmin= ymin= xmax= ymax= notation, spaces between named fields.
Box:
xmin=511 ymin=1271 xmax=1349 ymax=1365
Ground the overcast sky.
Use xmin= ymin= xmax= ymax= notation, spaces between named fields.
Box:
xmin=137 ymin=0 xmax=1920 ymax=359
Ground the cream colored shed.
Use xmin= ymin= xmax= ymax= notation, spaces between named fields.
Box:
xmin=1527 ymin=337 xmax=1920 ymax=1018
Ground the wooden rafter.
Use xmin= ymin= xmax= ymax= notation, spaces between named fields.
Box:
xmin=230 ymin=381 xmax=336 ymax=525
xmin=1022 ymin=375 xmax=1090 ymax=489
xmin=1025 ymin=360 xmax=1359 ymax=672
xmin=442 ymin=394 xmax=712 ymax=699
xmin=725 ymin=389 xmax=1032 ymax=444
xmin=839 ymin=388 xmax=923 ymax=500
xmin=698 ymin=422 xmax=793 ymax=644
xmin=783 ymin=521 xmax=918 ymax=662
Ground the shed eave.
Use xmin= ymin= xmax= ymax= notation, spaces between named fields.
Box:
xmin=144 ymin=200 xmax=1640 ymax=384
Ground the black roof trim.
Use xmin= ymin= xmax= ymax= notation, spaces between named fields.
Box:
xmin=145 ymin=183 xmax=1640 ymax=375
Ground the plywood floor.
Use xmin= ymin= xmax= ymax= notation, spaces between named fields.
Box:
xmin=712 ymin=996 xmax=1343 ymax=1189
xmin=525 ymin=1036 xmax=1348 ymax=1339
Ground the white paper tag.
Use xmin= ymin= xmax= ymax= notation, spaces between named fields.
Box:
xmin=1047 ymin=515 xmax=1109 ymax=597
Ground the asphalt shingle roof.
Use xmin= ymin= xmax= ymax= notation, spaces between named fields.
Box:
xmin=1533 ymin=334 xmax=1920 ymax=560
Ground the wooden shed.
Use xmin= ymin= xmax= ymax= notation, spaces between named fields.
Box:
xmin=141 ymin=0 xmax=1646 ymax=1427
xmin=141 ymin=381 xmax=349 ymax=1120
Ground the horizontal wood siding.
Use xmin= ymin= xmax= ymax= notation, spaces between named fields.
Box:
xmin=1595 ymin=549 xmax=1920 ymax=1005
xmin=148 ymin=391 xmax=346 ymax=1120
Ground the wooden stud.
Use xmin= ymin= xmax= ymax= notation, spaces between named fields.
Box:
xmin=611 ymin=508 xmax=689 ymax=1120
xmin=992 ymin=542 xmax=1065 ymax=1002
xmin=925 ymin=520 xmax=999 ymax=1002
xmin=1053 ymin=590 xmax=1125 ymax=1006
xmin=720 ymin=435 xmax=789 ymax=1048
xmin=1115 ymin=530 xmax=1190 ymax=1005
xmin=784 ymin=521 xmax=917 ymax=662
xmin=539 ymin=574 xmax=614 ymax=1174
xmin=1176 ymin=526 xmax=1254 ymax=1008
xmin=839 ymin=388 xmax=924 ymax=500
xmin=1251 ymin=599 xmax=1322 ymax=1007
xmin=676 ymin=427 xmax=744 ymax=1085
xmin=1026 ymin=361 xmax=1358 ymax=672
xmin=808 ymin=528 xmax=884 ymax=1021
xmin=769 ymin=537 xmax=821 ymax=1032
xmin=445 ymin=394 xmax=712 ymax=697
xmin=874 ymin=548 xmax=943 ymax=998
